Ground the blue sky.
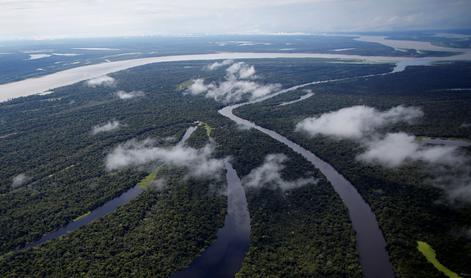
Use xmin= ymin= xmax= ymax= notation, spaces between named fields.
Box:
xmin=1 ymin=0 xmax=470 ymax=39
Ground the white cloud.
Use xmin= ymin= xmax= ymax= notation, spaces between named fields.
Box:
xmin=86 ymin=75 xmax=116 ymax=87
xmin=226 ymin=62 xmax=257 ymax=79
xmin=105 ymin=139 xmax=225 ymax=178
xmin=356 ymin=132 xmax=462 ymax=168
xmin=186 ymin=62 xmax=280 ymax=104
xmin=115 ymin=90 xmax=145 ymax=100
xmin=296 ymin=105 xmax=423 ymax=139
xmin=92 ymin=120 xmax=121 ymax=135
xmin=297 ymin=105 xmax=471 ymax=204
xmin=11 ymin=173 xmax=29 ymax=188
xmin=206 ymin=59 xmax=234 ymax=71
xmin=243 ymin=154 xmax=316 ymax=191
xmin=355 ymin=132 xmax=471 ymax=204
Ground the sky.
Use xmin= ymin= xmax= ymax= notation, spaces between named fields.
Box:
xmin=1 ymin=0 xmax=471 ymax=39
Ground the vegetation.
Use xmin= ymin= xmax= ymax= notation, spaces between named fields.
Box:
xmin=138 ymin=171 xmax=158 ymax=190
xmin=0 ymin=59 xmax=380 ymax=276
xmin=0 ymin=168 xmax=227 ymax=277
xmin=200 ymin=122 xmax=215 ymax=137
xmin=237 ymin=61 xmax=471 ymax=277
xmin=2 ymin=58 xmax=470 ymax=276
xmin=417 ymin=241 xmax=461 ymax=278
xmin=73 ymin=211 xmax=91 ymax=222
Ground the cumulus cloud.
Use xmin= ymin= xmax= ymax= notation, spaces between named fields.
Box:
xmin=226 ymin=62 xmax=257 ymax=79
xmin=297 ymin=104 xmax=471 ymax=204
xmin=11 ymin=173 xmax=29 ymax=188
xmin=296 ymin=105 xmax=423 ymax=139
xmin=206 ymin=59 xmax=234 ymax=71
xmin=186 ymin=62 xmax=280 ymax=104
xmin=105 ymin=139 xmax=225 ymax=179
xmin=91 ymin=120 xmax=121 ymax=135
xmin=355 ymin=132 xmax=471 ymax=204
xmin=243 ymin=154 xmax=316 ymax=191
xmin=357 ymin=132 xmax=462 ymax=168
xmin=115 ymin=90 xmax=145 ymax=100
xmin=86 ymin=75 xmax=116 ymax=87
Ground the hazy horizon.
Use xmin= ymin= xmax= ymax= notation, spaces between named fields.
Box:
xmin=1 ymin=0 xmax=471 ymax=40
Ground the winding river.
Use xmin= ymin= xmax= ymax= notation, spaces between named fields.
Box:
xmin=21 ymin=124 xmax=199 ymax=250
xmin=218 ymin=71 xmax=396 ymax=278
xmin=5 ymin=36 xmax=471 ymax=276
xmin=1 ymin=35 xmax=471 ymax=102
xmin=172 ymin=160 xmax=250 ymax=278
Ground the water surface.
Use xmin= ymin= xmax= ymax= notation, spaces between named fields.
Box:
xmin=3 ymin=36 xmax=471 ymax=102
xmin=172 ymin=160 xmax=250 ymax=278
xmin=21 ymin=124 xmax=198 ymax=250
xmin=218 ymin=74 xmax=395 ymax=278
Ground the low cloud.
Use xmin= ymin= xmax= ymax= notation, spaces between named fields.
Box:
xmin=295 ymin=105 xmax=423 ymax=139
xmin=105 ymin=139 xmax=225 ymax=179
xmin=92 ymin=120 xmax=121 ymax=135
xmin=11 ymin=173 xmax=29 ymax=188
xmin=297 ymin=105 xmax=471 ymax=204
xmin=357 ymin=132 xmax=462 ymax=168
xmin=186 ymin=61 xmax=280 ymax=104
xmin=226 ymin=62 xmax=257 ymax=79
xmin=86 ymin=75 xmax=116 ymax=87
xmin=115 ymin=90 xmax=145 ymax=100
xmin=461 ymin=122 xmax=471 ymax=128
xmin=243 ymin=154 xmax=316 ymax=191
xmin=206 ymin=59 xmax=234 ymax=71
xmin=151 ymin=178 xmax=167 ymax=191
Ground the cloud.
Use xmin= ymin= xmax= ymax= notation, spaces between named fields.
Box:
xmin=91 ymin=120 xmax=121 ymax=135
xmin=226 ymin=62 xmax=257 ymax=79
xmin=105 ymin=139 xmax=225 ymax=178
xmin=355 ymin=132 xmax=471 ymax=204
xmin=356 ymin=132 xmax=462 ymax=168
xmin=151 ymin=177 xmax=167 ymax=191
xmin=86 ymin=75 xmax=116 ymax=87
xmin=206 ymin=59 xmax=234 ymax=71
xmin=295 ymin=105 xmax=423 ymax=139
xmin=297 ymin=105 xmax=471 ymax=204
xmin=11 ymin=173 xmax=29 ymax=188
xmin=242 ymin=154 xmax=316 ymax=191
xmin=186 ymin=62 xmax=280 ymax=104
xmin=115 ymin=90 xmax=145 ymax=100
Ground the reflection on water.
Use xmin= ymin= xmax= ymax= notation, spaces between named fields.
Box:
xmin=3 ymin=35 xmax=471 ymax=102
xmin=172 ymin=160 xmax=250 ymax=278
xmin=20 ymin=124 xmax=199 ymax=250
xmin=22 ymin=185 xmax=143 ymax=249
xmin=218 ymin=75 xmax=395 ymax=278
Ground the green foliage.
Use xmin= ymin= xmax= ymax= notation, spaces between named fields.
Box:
xmin=0 ymin=169 xmax=227 ymax=277
xmin=72 ymin=211 xmax=91 ymax=222
xmin=417 ymin=241 xmax=461 ymax=278
xmin=236 ymin=61 xmax=471 ymax=277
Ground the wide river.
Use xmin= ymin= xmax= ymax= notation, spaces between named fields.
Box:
xmin=6 ymin=36 xmax=471 ymax=277
xmin=1 ymin=35 xmax=471 ymax=102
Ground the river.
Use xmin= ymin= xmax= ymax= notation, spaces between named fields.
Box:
xmin=7 ymin=36 xmax=471 ymax=276
xmin=172 ymin=160 xmax=250 ymax=278
xmin=218 ymin=72 xmax=396 ymax=278
xmin=2 ymin=35 xmax=471 ymax=102
xmin=20 ymin=124 xmax=199 ymax=250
